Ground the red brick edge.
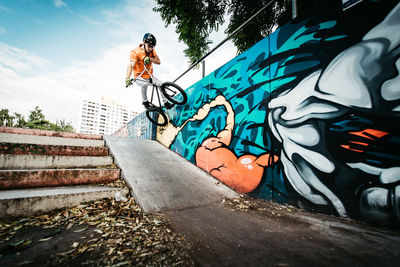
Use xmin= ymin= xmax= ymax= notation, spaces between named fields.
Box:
xmin=0 ymin=142 xmax=109 ymax=156
xmin=0 ymin=169 xmax=120 ymax=189
xmin=0 ymin=127 xmax=102 ymax=140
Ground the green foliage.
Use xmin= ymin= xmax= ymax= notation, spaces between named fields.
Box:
xmin=226 ymin=0 xmax=289 ymax=53
xmin=0 ymin=107 xmax=75 ymax=132
xmin=53 ymin=119 xmax=75 ymax=133
xmin=28 ymin=106 xmax=46 ymax=124
xmin=13 ymin=113 xmax=27 ymax=128
xmin=0 ymin=109 xmax=13 ymax=127
xmin=153 ymin=0 xmax=290 ymax=65
xmin=26 ymin=106 xmax=52 ymax=130
xmin=153 ymin=0 xmax=228 ymax=64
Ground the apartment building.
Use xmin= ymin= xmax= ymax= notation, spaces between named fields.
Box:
xmin=78 ymin=96 xmax=137 ymax=135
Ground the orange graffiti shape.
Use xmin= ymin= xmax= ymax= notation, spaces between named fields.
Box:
xmin=349 ymin=129 xmax=389 ymax=140
xmin=340 ymin=144 xmax=364 ymax=153
xmin=349 ymin=141 xmax=369 ymax=146
xmin=196 ymin=137 xmax=278 ymax=193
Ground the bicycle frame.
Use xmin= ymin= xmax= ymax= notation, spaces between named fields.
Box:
xmin=132 ymin=64 xmax=154 ymax=83
xmin=127 ymin=62 xmax=187 ymax=127
xmin=132 ymin=65 xmax=164 ymax=109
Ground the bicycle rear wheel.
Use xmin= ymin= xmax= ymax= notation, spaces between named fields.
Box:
xmin=146 ymin=108 xmax=168 ymax=126
xmin=160 ymin=82 xmax=187 ymax=105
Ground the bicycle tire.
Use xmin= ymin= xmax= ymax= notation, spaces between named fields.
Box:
xmin=146 ymin=108 xmax=168 ymax=126
xmin=160 ymin=82 xmax=187 ymax=105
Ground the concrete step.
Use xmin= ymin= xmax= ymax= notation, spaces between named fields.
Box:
xmin=0 ymin=186 xmax=129 ymax=217
xmin=0 ymin=142 xmax=109 ymax=156
xmin=0 ymin=133 xmax=105 ymax=147
xmin=0 ymin=168 xmax=120 ymax=189
xmin=0 ymin=126 xmax=102 ymax=140
xmin=0 ymin=154 xmax=113 ymax=169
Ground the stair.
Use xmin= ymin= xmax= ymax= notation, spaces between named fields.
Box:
xmin=0 ymin=126 xmax=129 ymax=217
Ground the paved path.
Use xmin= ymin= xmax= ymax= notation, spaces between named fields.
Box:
xmin=104 ymin=136 xmax=400 ymax=266
xmin=104 ymin=136 xmax=237 ymax=212
xmin=166 ymin=201 xmax=400 ymax=267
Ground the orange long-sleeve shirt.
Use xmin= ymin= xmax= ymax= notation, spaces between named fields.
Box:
xmin=129 ymin=44 xmax=158 ymax=79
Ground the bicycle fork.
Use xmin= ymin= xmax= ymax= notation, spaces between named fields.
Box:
xmin=150 ymin=85 xmax=163 ymax=110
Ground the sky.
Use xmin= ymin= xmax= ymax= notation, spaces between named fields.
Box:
xmin=0 ymin=0 xmax=236 ymax=130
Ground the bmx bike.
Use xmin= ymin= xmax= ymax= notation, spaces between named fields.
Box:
xmin=126 ymin=65 xmax=187 ymax=126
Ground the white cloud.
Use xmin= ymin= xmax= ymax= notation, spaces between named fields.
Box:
xmin=0 ymin=5 xmax=11 ymax=13
xmin=34 ymin=18 xmax=45 ymax=24
xmin=0 ymin=43 xmax=130 ymax=130
xmin=102 ymin=9 xmax=122 ymax=20
xmin=0 ymin=26 xmax=6 ymax=35
xmin=80 ymin=15 xmax=103 ymax=26
xmin=53 ymin=0 xmax=67 ymax=8
xmin=0 ymin=42 xmax=53 ymax=73
xmin=0 ymin=0 xmax=237 ymax=132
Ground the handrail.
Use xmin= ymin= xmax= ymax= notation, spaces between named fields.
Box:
xmin=173 ymin=0 xmax=276 ymax=83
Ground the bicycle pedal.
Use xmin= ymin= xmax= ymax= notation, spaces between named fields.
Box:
xmin=148 ymin=106 xmax=160 ymax=112
xmin=164 ymin=102 xmax=175 ymax=109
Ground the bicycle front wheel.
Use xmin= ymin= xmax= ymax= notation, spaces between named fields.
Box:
xmin=160 ymin=82 xmax=187 ymax=105
xmin=146 ymin=108 xmax=168 ymax=126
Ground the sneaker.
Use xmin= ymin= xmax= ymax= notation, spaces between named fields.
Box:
xmin=164 ymin=102 xmax=175 ymax=109
xmin=143 ymin=101 xmax=151 ymax=109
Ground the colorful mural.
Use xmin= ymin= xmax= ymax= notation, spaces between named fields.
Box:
xmin=157 ymin=0 xmax=400 ymax=225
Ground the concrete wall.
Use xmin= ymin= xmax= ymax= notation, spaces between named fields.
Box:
xmin=119 ymin=0 xmax=400 ymax=225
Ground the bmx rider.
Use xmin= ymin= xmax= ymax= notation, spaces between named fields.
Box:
xmin=125 ymin=33 xmax=174 ymax=110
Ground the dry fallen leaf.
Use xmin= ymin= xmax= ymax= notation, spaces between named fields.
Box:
xmin=38 ymin=237 xmax=53 ymax=242
xmin=0 ymin=186 xmax=194 ymax=266
xmin=73 ymin=227 xmax=87 ymax=233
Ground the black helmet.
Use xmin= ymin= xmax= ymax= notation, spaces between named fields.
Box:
xmin=143 ymin=33 xmax=156 ymax=46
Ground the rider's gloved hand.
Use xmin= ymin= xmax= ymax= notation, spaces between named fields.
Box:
xmin=125 ymin=78 xmax=133 ymax=87
xmin=144 ymin=56 xmax=151 ymax=65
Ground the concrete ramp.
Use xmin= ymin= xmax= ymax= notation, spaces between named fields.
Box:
xmin=104 ymin=136 xmax=238 ymax=212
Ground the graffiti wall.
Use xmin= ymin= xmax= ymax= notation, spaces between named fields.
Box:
xmin=157 ymin=0 xmax=400 ymax=225
xmin=113 ymin=112 xmax=156 ymax=140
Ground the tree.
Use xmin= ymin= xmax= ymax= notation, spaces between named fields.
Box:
xmin=0 ymin=109 xmax=14 ymax=127
xmin=53 ymin=119 xmax=75 ymax=132
xmin=0 ymin=106 xmax=75 ymax=132
xmin=28 ymin=106 xmax=46 ymax=123
xmin=153 ymin=0 xmax=290 ymax=65
xmin=153 ymin=0 xmax=342 ymax=65
xmin=26 ymin=106 xmax=52 ymax=130
xmin=154 ymin=0 xmax=228 ymax=64
xmin=225 ymin=0 xmax=289 ymax=53
xmin=13 ymin=112 xmax=27 ymax=128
